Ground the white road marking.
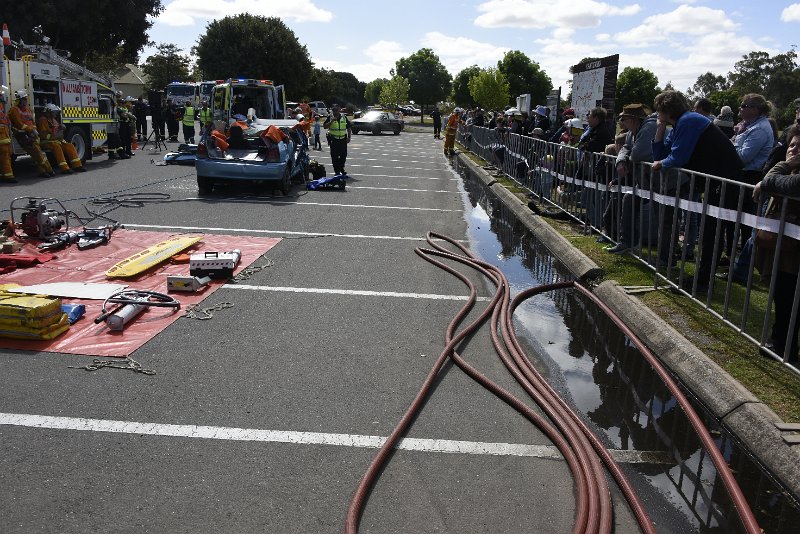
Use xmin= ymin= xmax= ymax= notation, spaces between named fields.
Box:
xmin=346 ymin=173 xmax=458 ymax=181
xmin=121 ymin=224 xmax=464 ymax=242
xmin=223 ymin=284 xmax=490 ymax=302
xmin=176 ymin=200 xmax=459 ymax=212
xmin=351 ymin=186 xmax=454 ymax=193
xmin=0 ymin=413 xmax=671 ymax=464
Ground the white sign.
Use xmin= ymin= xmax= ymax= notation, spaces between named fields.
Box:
xmin=61 ymin=80 xmax=98 ymax=108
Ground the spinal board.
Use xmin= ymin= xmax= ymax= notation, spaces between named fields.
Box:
xmin=106 ymin=234 xmax=203 ymax=278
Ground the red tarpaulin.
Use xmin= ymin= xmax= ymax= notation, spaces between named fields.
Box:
xmin=0 ymin=229 xmax=281 ymax=357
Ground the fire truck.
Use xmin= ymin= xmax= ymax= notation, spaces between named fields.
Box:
xmin=165 ymin=81 xmax=197 ymax=108
xmin=2 ymin=40 xmax=117 ymax=162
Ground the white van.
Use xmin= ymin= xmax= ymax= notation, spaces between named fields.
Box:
xmin=308 ymin=101 xmax=330 ymax=117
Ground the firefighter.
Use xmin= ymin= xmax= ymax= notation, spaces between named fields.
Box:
xmin=166 ymin=98 xmax=180 ymax=141
xmin=0 ymin=85 xmax=16 ymax=183
xmin=37 ymin=104 xmax=85 ymax=173
xmin=115 ymin=91 xmax=134 ymax=157
xmin=8 ymin=90 xmax=55 ymax=177
xmin=182 ymin=100 xmax=196 ymax=144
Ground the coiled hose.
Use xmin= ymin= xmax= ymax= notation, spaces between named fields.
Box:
xmin=345 ymin=232 xmax=759 ymax=534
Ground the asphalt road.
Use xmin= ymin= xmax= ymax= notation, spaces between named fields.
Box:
xmin=0 ymin=133 xmax=642 ymax=533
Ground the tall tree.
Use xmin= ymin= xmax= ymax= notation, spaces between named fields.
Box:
xmin=328 ymin=71 xmax=366 ymax=108
xmin=468 ymin=68 xmax=509 ymax=111
xmin=396 ymin=48 xmax=452 ymax=122
xmin=452 ymin=66 xmax=481 ymax=108
xmin=379 ymin=76 xmax=410 ymax=109
xmin=690 ymin=72 xmax=729 ymax=97
xmin=141 ymin=43 xmax=191 ymax=91
xmin=3 ymin=0 xmax=164 ymax=70
xmin=194 ymin=15 xmax=312 ymax=97
xmin=615 ymin=67 xmax=660 ymax=112
xmin=707 ymin=89 xmax=742 ymax=117
xmin=496 ymin=50 xmax=551 ymax=105
xmin=364 ymin=78 xmax=389 ymax=105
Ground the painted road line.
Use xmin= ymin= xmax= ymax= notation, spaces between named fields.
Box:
xmin=0 ymin=413 xmax=672 ymax=464
xmin=223 ymin=284 xmax=491 ymax=302
xmin=122 ymin=224 xmax=467 ymax=242
xmin=350 ymin=186 xmax=454 ymax=193
xmin=346 ymin=173 xmax=458 ymax=181
xmin=175 ymin=200 xmax=460 ymax=212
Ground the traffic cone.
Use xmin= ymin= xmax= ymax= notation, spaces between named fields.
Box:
xmin=2 ymin=24 xmax=11 ymax=46
xmin=131 ymin=137 xmax=139 ymax=150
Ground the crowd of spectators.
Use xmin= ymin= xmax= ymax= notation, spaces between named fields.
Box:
xmin=452 ymin=90 xmax=800 ymax=364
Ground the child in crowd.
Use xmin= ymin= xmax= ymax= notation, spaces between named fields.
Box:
xmin=313 ymin=115 xmax=322 ymax=150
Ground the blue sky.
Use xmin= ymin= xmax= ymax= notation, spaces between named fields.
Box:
xmin=144 ymin=0 xmax=799 ymax=96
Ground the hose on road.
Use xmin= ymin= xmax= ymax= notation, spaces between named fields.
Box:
xmin=345 ymin=232 xmax=759 ymax=534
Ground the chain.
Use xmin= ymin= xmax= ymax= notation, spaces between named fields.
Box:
xmin=232 ymin=258 xmax=275 ymax=282
xmin=68 ymin=357 xmax=155 ymax=375
xmin=182 ymin=301 xmax=234 ymax=320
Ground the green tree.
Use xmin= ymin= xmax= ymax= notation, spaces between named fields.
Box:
xmin=379 ymin=76 xmax=410 ymax=108
xmin=452 ymin=66 xmax=481 ymax=108
xmin=141 ymin=43 xmax=191 ymax=91
xmin=707 ymin=89 xmax=743 ymax=117
xmin=468 ymin=68 xmax=509 ymax=111
xmin=3 ymin=0 xmax=164 ymax=70
xmin=396 ymin=48 xmax=452 ymax=122
xmin=194 ymin=15 xmax=312 ymax=97
xmin=364 ymin=78 xmax=389 ymax=105
xmin=690 ymin=72 xmax=729 ymax=97
xmin=615 ymin=67 xmax=660 ymax=112
xmin=328 ymin=71 xmax=366 ymax=108
xmin=496 ymin=50 xmax=551 ymax=105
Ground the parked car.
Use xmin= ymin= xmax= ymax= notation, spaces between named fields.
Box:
xmin=351 ymin=110 xmax=404 ymax=135
xmin=308 ymin=101 xmax=329 ymax=117
xmin=195 ymin=119 xmax=310 ymax=195
xmin=403 ymin=104 xmax=421 ymax=116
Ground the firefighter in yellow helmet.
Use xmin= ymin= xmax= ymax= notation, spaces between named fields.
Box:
xmin=0 ymin=85 xmax=16 ymax=183
xmin=38 ymin=104 xmax=86 ymax=173
xmin=8 ymin=90 xmax=55 ymax=177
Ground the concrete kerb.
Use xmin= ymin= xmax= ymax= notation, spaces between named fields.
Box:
xmin=455 ymin=150 xmax=800 ymax=496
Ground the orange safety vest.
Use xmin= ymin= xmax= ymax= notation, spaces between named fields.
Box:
xmin=0 ymin=104 xmax=10 ymax=143
xmin=8 ymin=104 xmax=35 ymax=132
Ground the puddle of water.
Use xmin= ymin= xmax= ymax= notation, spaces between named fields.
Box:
xmin=455 ymin=160 xmax=800 ymax=533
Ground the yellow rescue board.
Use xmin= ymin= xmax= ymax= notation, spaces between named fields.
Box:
xmin=106 ymin=234 xmax=203 ymax=278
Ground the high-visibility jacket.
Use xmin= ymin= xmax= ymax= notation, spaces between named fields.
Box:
xmin=183 ymin=106 xmax=195 ymax=126
xmin=0 ymin=103 xmax=10 ymax=144
xmin=327 ymin=115 xmax=349 ymax=139
xmin=198 ymin=107 xmax=212 ymax=125
xmin=36 ymin=115 xmax=60 ymax=143
xmin=8 ymin=104 xmax=36 ymax=133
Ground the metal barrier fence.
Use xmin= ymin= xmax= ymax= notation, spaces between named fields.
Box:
xmin=458 ymin=124 xmax=800 ymax=373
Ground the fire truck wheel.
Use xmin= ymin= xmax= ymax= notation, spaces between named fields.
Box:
xmin=65 ymin=126 xmax=89 ymax=163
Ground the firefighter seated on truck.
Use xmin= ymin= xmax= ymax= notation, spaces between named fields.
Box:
xmin=8 ymin=90 xmax=55 ymax=177
xmin=38 ymin=104 xmax=86 ymax=173
xmin=0 ymin=85 xmax=16 ymax=183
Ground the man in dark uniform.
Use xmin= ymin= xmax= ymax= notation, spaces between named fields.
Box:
xmin=166 ymin=98 xmax=180 ymax=141
xmin=133 ymin=96 xmax=149 ymax=141
xmin=430 ymin=108 xmax=442 ymax=139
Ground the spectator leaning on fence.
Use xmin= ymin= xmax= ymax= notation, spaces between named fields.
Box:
xmin=606 ymin=104 xmax=658 ymax=254
xmin=652 ymin=90 xmax=743 ymax=291
xmin=752 ymin=125 xmax=800 ymax=363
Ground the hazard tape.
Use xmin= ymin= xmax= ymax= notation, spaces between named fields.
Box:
xmin=91 ymin=129 xmax=107 ymax=140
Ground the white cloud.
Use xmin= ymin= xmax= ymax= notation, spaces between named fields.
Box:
xmin=363 ymin=41 xmax=408 ymax=65
xmin=613 ymin=5 xmax=737 ymax=47
xmin=595 ymin=33 xmax=610 ymax=42
xmin=421 ymin=32 xmax=510 ymax=73
xmin=156 ymin=0 xmax=333 ymax=27
xmin=781 ymin=3 xmax=800 ymax=21
xmin=474 ymin=0 xmax=640 ymax=30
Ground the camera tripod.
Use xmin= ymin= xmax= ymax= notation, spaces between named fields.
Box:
xmin=140 ymin=128 xmax=167 ymax=152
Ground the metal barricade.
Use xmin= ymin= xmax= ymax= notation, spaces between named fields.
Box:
xmin=456 ymin=124 xmax=800 ymax=372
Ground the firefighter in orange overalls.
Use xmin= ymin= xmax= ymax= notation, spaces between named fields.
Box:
xmin=38 ymin=104 xmax=86 ymax=173
xmin=0 ymin=85 xmax=16 ymax=183
xmin=8 ymin=90 xmax=55 ymax=177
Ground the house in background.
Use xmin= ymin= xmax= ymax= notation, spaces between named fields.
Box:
xmin=113 ymin=64 xmax=149 ymax=99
